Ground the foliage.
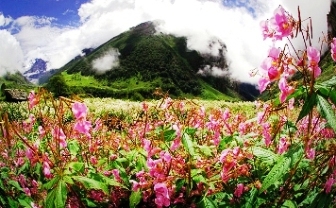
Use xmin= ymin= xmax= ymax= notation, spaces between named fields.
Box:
xmin=45 ymin=74 xmax=71 ymax=97
xmin=53 ymin=23 xmax=243 ymax=100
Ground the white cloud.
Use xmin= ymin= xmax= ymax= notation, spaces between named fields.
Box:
xmin=0 ymin=30 xmax=24 ymax=76
xmin=0 ymin=13 xmax=13 ymax=27
xmin=0 ymin=0 xmax=330 ymax=84
xmin=92 ymin=49 xmax=120 ymax=74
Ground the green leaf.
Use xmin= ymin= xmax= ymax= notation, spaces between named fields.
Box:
xmin=198 ymin=145 xmax=213 ymax=157
xmin=68 ymin=140 xmax=80 ymax=156
xmin=282 ymin=200 xmax=297 ymax=208
xmin=182 ymin=132 xmax=195 ymax=156
xmin=217 ymin=136 xmax=233 ymax=152
xmin=43 ymin=176 xmax=60 ymax=190
xmin=63 ymin=175 xmax=74 ymax=185
xmin=329 ymin=90 xmax=336 ymax=106
xmin=8 ymin=198 xmax=19 ymax=208
xmin=72 ymin=176 xmax=109 ymax=194
xmin=319 ymin=76 xmax=336 ymax=87
xmin=67 ymin=162 xmax=84 ymax=173
xmin=199 ymin=196 xmax=218 ymax=208
xmin=185 ymin=127 xmax=197 ymax=135
xmin=45 ymin=180 xmax=67 ymax=208
xmin=7 ymin=180 xmax=23 ymax=192
xmin=84 ymin=198 xmax=98 ymax=207
xmin=129 ymin=191 xmax=142 ymax=208
xmin=251 ymin=147 xmax=279 ymax=164
xmin=296 ymin=92 xmax=317 ymax=123
xmin=317 ymin=94 xmax=336 ymax=132
xmin=163 ymin=129 xmax=176 ymax=142
xmin=245 ymin=188 xmax=257 ymax=208
xmin=55 ymin=180 xmax=67 ymax=208
xmin=18 ymin=196 xmax=32 ymax=207
xmin=259 ymin=156 xmax=291 ymax=194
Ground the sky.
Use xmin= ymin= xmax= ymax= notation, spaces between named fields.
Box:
xmin=0 ymin=0 xmax=331 ymax=84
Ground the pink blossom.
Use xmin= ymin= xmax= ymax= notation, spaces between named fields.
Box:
xmin=234 ymin=183 xmax=245 ymax=198
xmin=324 ymin=177 xmax=334 ymax=193
xmin=51 ymin=127 xmax=67 ymax=148
xmin=305 ymin=147 xmax=315 ymax=160
xmin=93 ymin=118 xmax=102 ymax=132
xmin=268 ymin=46 xmax=281 ymax=59
xmin=277 ymin=137 xmax=289 ymax=154
xmin=90 ymin=156 xmax=97 ymax=165
xmin=262 ymin=122 xmax=272 ymax=147
xmin=260 ymin=20 xmax=274 ymax=40
xmin=331 ymin=37 xmax=336 ymax=61
xmin=28 ymin=91 xmax=39 ymax=110
xmin=258 ymin=76 xmax=270 ymax=94
xmin=23 ymin=187 xmax=31 ymax=196
xmin=43 ymin=161 xmax=52 ymax=179
xmin=154 ymin=183 xmax=170 ymax=207
xmin=74 ymin=120 xmax=92 ymax=137
xmin=271 ymin=6 xmax=294 ymax=40
xmin=170 ymin=138 xmax=181 ymax=151
xmin=72 ymin=102 xmax=88 ymax=120
xmin=278 ymin=77 xmax=294 ymax=103
xmin=307 ymin=46 xmax=321 ymax=78
xmin=38 ymin=126 xmax=46 ymax=138
xmin=160 ymin=151 xmax=172 ymax=163
xmin=112 ymin=169 xmax=121 ymax=182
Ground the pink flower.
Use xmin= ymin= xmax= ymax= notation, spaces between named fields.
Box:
xmin=271 ymin=6 xmax=294 ymax=40
xmin=38 ymin=126 xmax=46 ymax=138
xmin=307 ymin=46 xmax=321 ymax=78
xmin=260 ymin=20 xmax=274 ymax=40
xmin=331 ymin=37 xmax=336 ymax=61
xmin=74 ymin=120 xmax=92 ymax=137
xmin=278 ymin=77 xmax=294 ymax=103
xmin=234 ymin=183 xmax=245 ymax=198
xmin=112 ymin=169 xmax=121 ymax=182
xmin=262 ymin=122 xmax=272 ymax=147
xmin=23 ymin=187 xmax=31 ymax=196
xmin=258 ymin=77 xmax=270 ymax=93
xmin=28 ymin=91 xmax=39 ymax=110
xmin=160 ymin=151 xmax=172 ymax=163
xmin=324 ymin=177 xmax=334 ymax=193
xmin=90 ymin=156 xmax=97 ymax=165
xmin=154 ymin=183 xmax=170 ymax=207
xmin=51 ymin=127 xmax=67 ymax=148
xmin=277 ymin=137 xmax=289 ymax=154
xmin=72 ymin=102 xmax=88 ymax=120
xmin=43 ymin=161 xmax=52 ymax=179
xmin=305 ymin=147 xmax=315 ymax=160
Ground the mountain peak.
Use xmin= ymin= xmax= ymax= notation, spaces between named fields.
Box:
xmin=130 ymin=21 xmax=157 ymax=36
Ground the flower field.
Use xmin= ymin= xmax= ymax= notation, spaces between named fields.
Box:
xmin=0 ymin=5 xmax=336 ymax=208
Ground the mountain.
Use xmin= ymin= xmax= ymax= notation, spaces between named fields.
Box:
xmin=44 ymin=21 xmax=257 ymax=100
xmin=0 ymin=71 xmax=34 ymax=101
xmin=24 ymin=58 xmax=48 ymax=83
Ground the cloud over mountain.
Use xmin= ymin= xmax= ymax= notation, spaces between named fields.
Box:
xmin=0 ymin=0 xmax=330 ymax=83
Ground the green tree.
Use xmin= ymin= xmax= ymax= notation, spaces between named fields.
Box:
xmin=45 ymin=74 xmax=71 ymax=97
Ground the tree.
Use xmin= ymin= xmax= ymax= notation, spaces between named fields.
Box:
xmin=45 ymin=74 xmax=71 ymax=97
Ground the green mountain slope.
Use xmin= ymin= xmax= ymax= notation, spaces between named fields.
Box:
xmin=47 ymin=21 xmax=244 ymax=101
xmin=0 ymin=72 xmax=35 ymax=101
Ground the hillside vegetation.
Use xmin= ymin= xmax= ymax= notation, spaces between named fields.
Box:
xmin=47 ymin=22 xmax=247 ymax=101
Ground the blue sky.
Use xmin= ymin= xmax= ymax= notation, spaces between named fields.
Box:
xmin=0 ymin=0 xmax=331 ymax=83
xmin=0 ymin=0 xmax=89 ymax=25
